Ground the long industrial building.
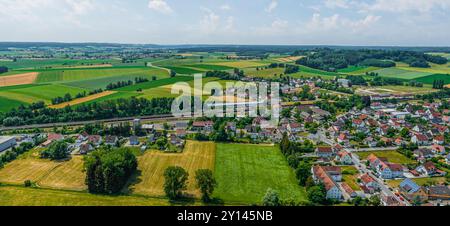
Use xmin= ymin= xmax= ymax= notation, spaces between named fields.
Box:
xmin=0 ymin=136 xmax=16 ymax=153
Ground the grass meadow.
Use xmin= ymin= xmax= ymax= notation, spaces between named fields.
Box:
xmin=213 ymin=143 xmax=307 ymax=204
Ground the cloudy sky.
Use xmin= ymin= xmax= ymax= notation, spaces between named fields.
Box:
xmin=0 ymin=0 xmax=449 ymax=46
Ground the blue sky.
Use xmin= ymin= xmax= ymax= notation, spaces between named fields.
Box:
xmin=0 ymin=0 xmax=449 ymax=46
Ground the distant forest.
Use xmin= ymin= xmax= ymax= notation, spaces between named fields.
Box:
xmin=0 ymin=42 xmax=449 ymax=54
xmin=295 ymin=49 xmax=448 ymax=72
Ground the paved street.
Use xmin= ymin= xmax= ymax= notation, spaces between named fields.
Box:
xmin=314 ymin=129 xmax=411 ymax=206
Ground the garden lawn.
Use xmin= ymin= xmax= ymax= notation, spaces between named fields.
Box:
xmin=356 ymin=151 xmax=416 ymax=164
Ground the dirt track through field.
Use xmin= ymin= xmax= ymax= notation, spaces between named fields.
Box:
xmin=0 ymin=72 xmax=38 ymax=87
xmin=49 ymin=91 xmax=117 ymax=109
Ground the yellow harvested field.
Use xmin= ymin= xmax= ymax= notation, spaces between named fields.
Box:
xmin=0 ymin=72 xmax=38 ymax=87
xmin=49 ymin=91 xmax=117 ymax=109
xmin=0 ymin=155 xmax=86 ymax=191
xmin=129 ymin=141 xmax=216 ymax=197
xmin=0 ymin=159 xmax=60 ymax=185
xmin=274 ymin=56 xmax=303 ymax=63
xmin=38 ymin=156 xmax=86 ymax=191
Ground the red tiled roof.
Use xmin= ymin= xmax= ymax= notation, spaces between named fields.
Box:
xmin=414 ymin=134 xmax=428 ymax=141
xmin=423 ymin=162 xmax=436 ymax=171
xmin=193 ymin=121 xmax=213 ymax=127
xmin=313 ymin=166 xmax=338 ymax=191
xmin=317 ymin=146 xmax=332 ymax=153
xmin=360 ymin=173 xmax=375 ymax=184
xmin=386 ymin=163 xmax=403 ymax=172
xmin=341 ymin=182 xmax=355 ymax=195
xmin=48 ymin=133 xmax=63 ymax=141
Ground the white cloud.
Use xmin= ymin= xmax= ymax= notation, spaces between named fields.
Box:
xmin=220 ymin=4 xmax=231 ymax=11
xmin=253 ymin=18 xmax=289 ymax=36
xmin=224 ymin=16 xmax=234 ymax=30
xmin=200 ymin=9 xmax=220 ymax=33
xmin=64 ymin=0 xmax=96 ymax=27
xmin=148 ymin=0 xmax=173 ymax=14
xmin=307 ymin=13 xmax=340 ymax=31
xmin=362 ymin=0 xmax=450 ymax=13
xmin=0 ymin=0 xmax=54 ymax=21
xmin=306 ymin=13 xmax=380 ymax=32
xmin=65 ymin=0 xmax=95 ymax=15
xmin=265 ymin=0 xmax=278 ymax=13
xmin=324 ymin=0 xmax=350 ymax=9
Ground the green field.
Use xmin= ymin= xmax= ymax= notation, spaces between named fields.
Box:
xmin=428 ymin=52 xmax=450 ymax=60
xmin=0 ymin=84 xmax=88 ymax=104
xmin=415 ymin=74 xmax=450 ymax=85
xmin=0 ymin=59 xmax=116 ymax=70
xmin=338 ymin=66 xmax=380 ymax=75
xmin=0 ymin=185 xmax=175 ymax=206
xmin=245 ymin=67 xmax=285 ymax=79
xmin=185 ymin=64 xmax=234 ymax=71
xmin=163 ymin=66 xmax=204 ymax=75
xmin=213 ymin=143 xmax=307 ymax=204
xmin=63 ymin=71 xmax=169 ymax=90
xmin=0 ymin=96 xmax=27 ymax=112
xmin=35 ymin=67 xmax=168 ymax=83
xmin=374 ymin=67 xmax=432 ymax=79
xmin=35 ymin=70 xmax=63 ymax=83
xmin=115 ymin=76 xmax=194 ymax=92
xmin=79 ymin=91 xmax=141 ymax=105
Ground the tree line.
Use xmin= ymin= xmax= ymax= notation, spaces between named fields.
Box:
xmin=0 ymin=66 xmax=8 ymax=74
xmin=84 ymin=148 xmax=137 ymax=194
xmin=433 ymin=80 xmax=446 ymax=89
xmin=0 ymin=136 xmax=46 ymax=169
xmin=1 ymin=97 xmax=174 ymax=127
xmin=205 ymin=68 xmax=244 ymax=80
xmin=295 ymin=48 xmax=448 ymax=72
xmin=51 ymin=77 xmax=150 ymax=105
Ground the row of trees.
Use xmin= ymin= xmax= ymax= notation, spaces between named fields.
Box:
xmin=1 ymin=97 xmax=174 ymax=127
xmin=106 ymin=80 xmax=134 ymax=90
xmin=105 ymin=77 xmax=150 ymax=90
xmin=84 ymin=148 xmax=138 ymax=194
xmin=41 ymin=141 xmax=69 ymax=160
xmin=315 ymin=95 xmax=370 ymax=115
xmin=163 ymin=166 xmax=217 ymax=202
xmin=0 ymin=142 xmax=35 ymax=169
xmin=295 ymin=49 xmax=448 ymax=72
xmin=0 ymin=66 xmax=8 ymax=74
xmin=205 ymin=69 xmax=244 ymax=80
xmin=345 ymin=75 xmax=367 ymax=86
xmin=315 ymin=81 xmax=354 ymax=94
xmin=284 ymin=65 xmax=299 ymax=74
xmin=51 ymin=77 xmax=150 ymax=105
xmin=432 ymin=80 xmax=446 ymax=89
xmin=369 ymin=76 xmax=404 ymax=86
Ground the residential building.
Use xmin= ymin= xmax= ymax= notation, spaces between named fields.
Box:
xmin=105 ymin=135 xmax=119 ymax=146
xmin=335 ymin=151 xmax=353 ymax=165
xmin=312 ymin=166 xmax=342 ymax=200
xmin=129 ymin=136 xmax=140 ymax=146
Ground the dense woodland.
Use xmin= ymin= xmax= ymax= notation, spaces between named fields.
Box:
xmin=205 ymin=69 xmax=244 ymax=80
xmin=84 ymin=148 xmax=137 ymax=194
xmin=1 ymin=97 xmax=174 ymax=127
xmin=295 ymin=49 xmax=448 ymax=72
xmin=0 ymin=66 xmax=8 ymax=74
